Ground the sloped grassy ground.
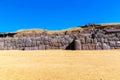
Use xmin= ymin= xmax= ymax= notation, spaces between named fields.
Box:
xmin=0 ymin=50 xmax=120 ymax=80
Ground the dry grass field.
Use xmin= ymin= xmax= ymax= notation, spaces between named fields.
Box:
xmin=0 ymin=50 xmax=120 ymax=80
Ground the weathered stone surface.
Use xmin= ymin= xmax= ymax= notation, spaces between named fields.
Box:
xmin=93 ymin=39 xmax=97 ymax=44
xmin=102 ymin=43 xmax=110 ymax=50
xmin=45 ymin=45 xmax=50 ymax=49
xmin=104 ymin=39 xmax=108 ymax=43
xmin=88 ymin=44 xmax=95 ymax=50
xmin=82 ymin=44 xmax=89 ymax=50
xmin=97 ymin=38 xmax=101 ymax=42
xmin=116 ymin=41 xmax=120 ymax=47
xmin=81 ymin=38 xmax=86 ymax=44
xmin=116 ymin=33 xmax=120 ymax=37
xmin=25 ymin=47 xmax=30 ymax=50
xmin=109 ymin=41 xmax=116 ymax=47
xmin=36 ymin=41 xmax=41 ymax=46
xmin=95 ymin=42 xmax=102 ymax=50
xmin=96 ymin=33 xmax=104 ymax=38
xmin=85 ymin=37 xmax=91 ymax=43
xmin=101 ymin=38 xmax=104 ymax=43
xmin=74 ymin=40 xmax=81 ymax=50
xmin=67 ymin=38 xmax=73 ymax=43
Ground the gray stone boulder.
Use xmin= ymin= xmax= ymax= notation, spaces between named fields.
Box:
xmin=102 ymin=43 xmax=110 ymax=50
xmin=74 ymin=40 xmax=81 ymax=50
xmin=85 ymin=37 xmax=91 ymax=43
xmin=95 ymin=42 xmax=102 ymax=50
xmin=109 ymin=41 xmax=116 ymax=47
xmin=116 ymin=41 xmax=120 ymax=47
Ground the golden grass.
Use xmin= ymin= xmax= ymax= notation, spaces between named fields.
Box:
xmin=16 ymin=27 xmax=83 ymax=34
xmin=16 ymin=23 xmax=120 ymax=35
xmin=17 ymin=29 xmax=46 ymax=34
xmin=0 ymin=50 xmax=120 ymax=80
xmin=100 ymin=22 xmax=120 ymax=26
xmin=47 ymin=27 xmax=83 ymax=34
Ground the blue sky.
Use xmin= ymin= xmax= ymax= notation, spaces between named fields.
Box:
xmin=0 ymin=0 xmax=120 ymax=32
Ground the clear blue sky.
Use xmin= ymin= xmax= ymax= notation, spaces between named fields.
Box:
xmin=0 ymin=0 xmax=120 ymax=32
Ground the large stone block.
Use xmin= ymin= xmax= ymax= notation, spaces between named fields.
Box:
xmin=114 ymin=37 xmax=119 ymax=41
xmin=102 ymin=43 xmax=110 ymax=50
xmin=0 ymin=38 xmax=4 ymax=42
xmin=44 ymin=41 xmax=50 ymax=45
xmin=16 ymin=39 xmax=22 ymax=44
xmin=65 ymin=35 xmax=69 ymax=40
xmin=30 ymin=46 xmax=38 ymax=50
xmin=85 ymin=37 xmax=91 ymax=43
xmin=104 ymin=39 xmax=108 ymax=43
xmin=7 ymin=46 xmax=13 ymax=50
xmin=88 ymin=44 xmax=95 ymax=50
xmin=35 ymin=37 xmax=41 ymax=41
xmin=109 ymin=41 xmax=116 ymax=47
xmin=92 ymin=39 xmax=97 ymax=44
xmin=25 ymin=47 xmax=30 ymax=50
xmin=12 ymin=46 xmax=17 ymax=50
xmin=103 ymin=35 xmax=109 ymax=38
xmin=0 ymin=42 xmax=4 ymax=47
xmin=82 ymin=44 xmax=89 ymax=50
xmin=101 ymin=38 xmax=104 ymax=43
xmin=67 ymin=38 xmax=73 ymax=43
xmin=31 ymin=41 xmax=37 ymax=46
xmin=44 ymin=36 xmax=49 ymax=41
xmin=74 ymin=40 xmax=81 ymax=50
xmin=36 ymin=41 xmax=41 ymax=46
xmin=81 ymin=38 xmax=86 ymax=44
xmin=116 ymin=41 xmax=120 ymax=47
xmin=22 ymin=43 xmax=26 ymax=47
xmin=25 ymin=41 xmax=32 ymax=47
xmin=45 ymin=45 xmax=50 ymax=49
xmin=95 ymin=42 xmax=102 ymax=50
xmin=96 ymin=33 xmax=104 ymax=38
xmin=97 ymin=38 xmax=101 ymax=42
xmin=116 ymin=33 xmax=120 ymax=37
xmin=39 ymin=45 xmax=45 ymax=50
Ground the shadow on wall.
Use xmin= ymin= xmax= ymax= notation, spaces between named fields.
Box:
xmin=65 ymin=40 xmax=75 ymax=50
xmin=0 ymin=33 xmax=17 ymax=37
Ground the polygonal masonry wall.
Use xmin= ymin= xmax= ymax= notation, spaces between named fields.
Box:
xmin=0 ymin=24 xmax=120 ymax=50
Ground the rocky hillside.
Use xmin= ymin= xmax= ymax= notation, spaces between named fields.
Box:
xmin=0 ymin=23 xmax=120 ymax=50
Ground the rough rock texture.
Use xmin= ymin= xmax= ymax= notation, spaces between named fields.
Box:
xmin=74 ymin=40 xmax=81 ymax=50
xmin=0 ymin=23 xmax=120 ymax=50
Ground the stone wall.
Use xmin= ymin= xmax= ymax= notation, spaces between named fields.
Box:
xmin=0 ymin=24 xmax=120 ymax=50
